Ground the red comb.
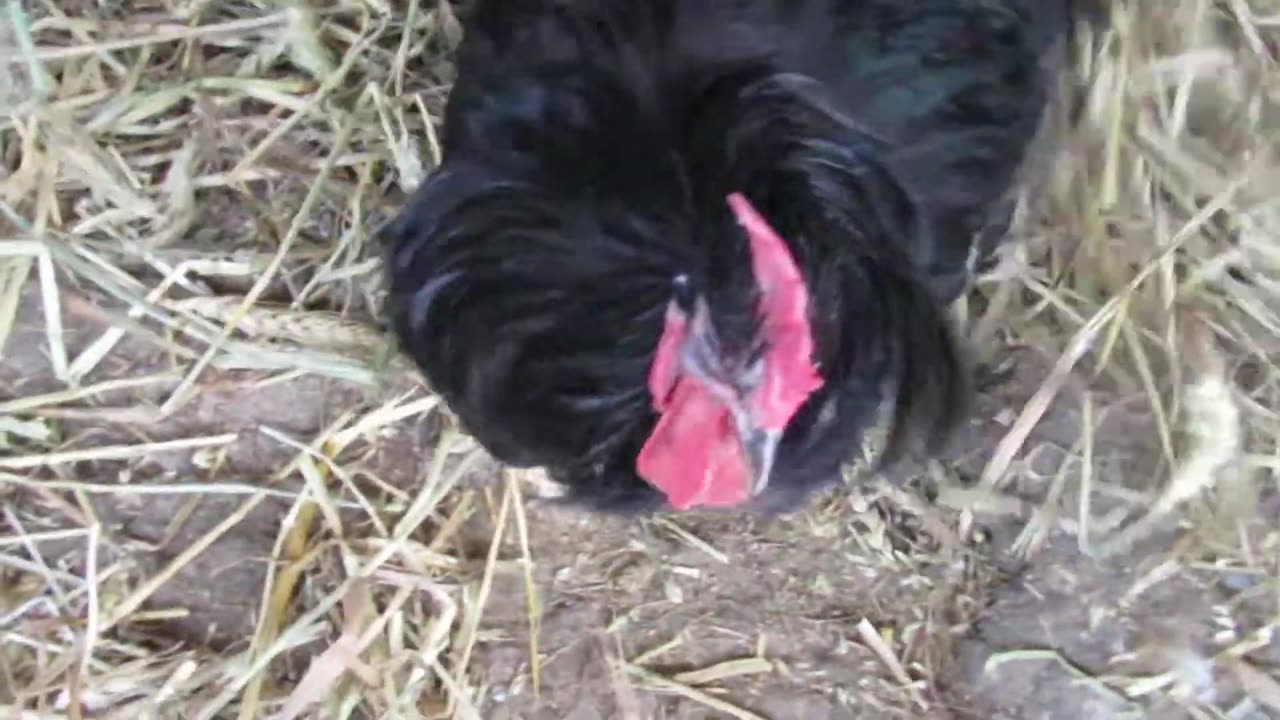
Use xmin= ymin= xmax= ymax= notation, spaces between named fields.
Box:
xmin=727 ymin=193 xmax=823 ymax=431
xmin=637 ymin=194 xmax=823 ymax=510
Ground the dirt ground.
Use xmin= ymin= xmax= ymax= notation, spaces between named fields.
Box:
xmin=4 ymin=279 xmax=1276 ymax=719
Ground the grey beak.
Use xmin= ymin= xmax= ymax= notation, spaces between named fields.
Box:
xmin=738 ymin=426 xmax=781 ymax=497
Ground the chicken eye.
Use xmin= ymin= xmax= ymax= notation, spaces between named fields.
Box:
xmin=672 ymin=274 xmax=696 ymax=311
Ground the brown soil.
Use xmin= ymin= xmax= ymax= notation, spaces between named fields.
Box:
xmin=3 ymin=283 xmax=1277 ymax=719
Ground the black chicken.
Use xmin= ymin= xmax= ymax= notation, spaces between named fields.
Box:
xmin=385 ymin=0 xmax=1084 ymax=513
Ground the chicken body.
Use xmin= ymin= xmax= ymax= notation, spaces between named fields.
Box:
xmin=385 ymin=0 xmax=1083 ymax=513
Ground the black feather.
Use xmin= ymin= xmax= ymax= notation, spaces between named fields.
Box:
xmin=385 ymin=0 xmax=1090 ymax=514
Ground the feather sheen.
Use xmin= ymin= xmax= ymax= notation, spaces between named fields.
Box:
xmin=384 ymin=0 xmax=1088 ymax=513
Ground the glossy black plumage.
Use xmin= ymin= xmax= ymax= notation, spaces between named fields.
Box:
xmin=385 ymin=0 xmax=1084 ymax=513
